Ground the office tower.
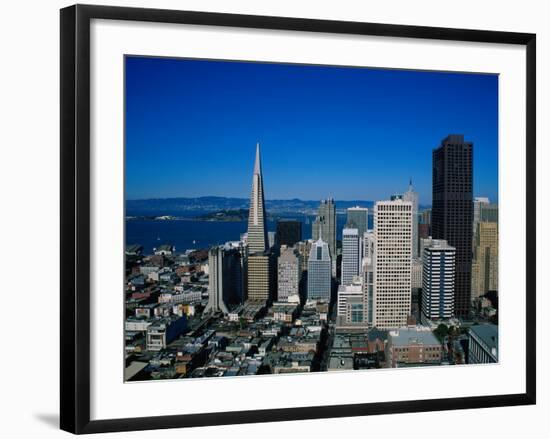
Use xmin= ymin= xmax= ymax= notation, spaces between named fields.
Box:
xmin=472 ymin=222 xmax=498 ymax=298
xmin=205 ymin=246 xmax=245 ymax=314
xmin=420 ymin=208 xmax=432 ymax=226
xmin=403 ymin=179 xmax=419 ymax=258
xmin=473 ymin=197 xmax=490 ymax=231
xmin=268 ymin=231 xmax=276 ymax=249
xmin=341 ymin=228 xmax=361 ymax=285
xmin=411 ymin=258 xmax=423 ymax=290
xmin=432 ymin=134 xmax=473 ymax=317
xmin=307 ymin=238 xmax=332 ymax=301
xmin=296 ymin=240 xmax=312 ymax=273
xmin=363 ymin=230 xmax=375 ymax=261
xmin=275 ymin=220 xmax=302 ymax=247
xmin=480 ymin=203 xmax=498 ymax=222
xmin=247 ymin=254 xmax=275 ymax=302
xmin=421 ymin=239 xmax=456 ymax=322
xmin=363 ymin=259 xmax=374 ymax=327
xmin=373 ymin=199 xmax=413 ymax=329
xmin=346 ymin=206 xmax=369 ymax=236
xmin=246 ymin=143 xmax=275 ymax=302
xmin=418 ymin=223 xmax=430 ymax=242
xmin=277 ymin=246 xmax=301 ymax=302
xmin=337 ymin=277 xmax=365 ymax=326
xmin=312 ymin=198 xmax=336 ymax=263
xmin=247 ymin=143 xmax=269 ymax=254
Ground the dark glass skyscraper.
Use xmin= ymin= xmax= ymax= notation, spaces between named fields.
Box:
xmin=432 ymin=134 xmax=473 ymax=317
xmin=275 ymin=220 xmax=302 ymax=248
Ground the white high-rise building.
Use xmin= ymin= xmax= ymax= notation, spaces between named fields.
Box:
xmin=307 ymin=238 xmax=332 ymax=301
xmin=277 ymin=246 xmax=301 ymax=302
xmin=421 ymin=239 xmax=456 ymax=322
xmin=373 ymin=199 xmax=413 ymax=329
xmin=363 ymin=230 xmax=375 ymax=262
xmin=403 ymin=179 xmax=419 ymax=258
xmin=341 ymin=228 xmax=361 ymax=285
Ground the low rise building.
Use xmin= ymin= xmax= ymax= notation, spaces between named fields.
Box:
xmin=468 ymin=324 xmax=498 ymax=364
xmin=386 ymin=327 xmax=442 ymax=368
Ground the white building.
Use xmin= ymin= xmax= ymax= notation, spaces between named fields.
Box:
xmin=373 ymin=199 xmax=413 ymax=329
xmin=337 ymin=277 xmax=365 ymax=325
xmin=363 ymin=258 xmax=374 ymax=327
xmin=421 ymin=239 xmax=456 ymax=322
xmin=412 ymin=258 xmax=423 ymax=290
xmin=277 ymin=246 xmax=301 ymax=301
xmin=403 ymin=180 xmax=419 ymax=258
xmin=341 ymin=227 xmax=361 ymax=285
xmin=363 ymin=230 xmax=375 ymax=261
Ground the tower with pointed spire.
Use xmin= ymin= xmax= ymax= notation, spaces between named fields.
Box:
xmin=245 ymin=143 xmax=275 ymax=303
xmin=247 ymin=143 xmax=269 ymax=254
xmin=403 ymin=178 xmax=419 ymax=258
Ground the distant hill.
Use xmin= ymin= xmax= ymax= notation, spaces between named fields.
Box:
xmin=126 ymin=196 xmax=377 ymax=217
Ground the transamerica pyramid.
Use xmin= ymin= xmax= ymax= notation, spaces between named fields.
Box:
xmin=247 ymin=143 xmax=269 ymax=254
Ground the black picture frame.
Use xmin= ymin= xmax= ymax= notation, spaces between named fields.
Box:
xmin=60 ymin=4 xmax=536 ymax=434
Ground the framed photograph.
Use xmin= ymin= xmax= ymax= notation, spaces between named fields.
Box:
xmin=60 ymin=4 xmax=536 ymax=434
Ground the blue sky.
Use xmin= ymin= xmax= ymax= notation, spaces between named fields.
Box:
xmin=125 ymin=56 xmax=498 ymax=205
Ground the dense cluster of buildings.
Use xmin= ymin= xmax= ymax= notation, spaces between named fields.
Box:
xmin=125 ymin=137 xmax=499 ymax=381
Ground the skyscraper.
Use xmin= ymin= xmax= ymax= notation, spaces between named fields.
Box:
xmin=480 ymin=203 xmax=498 ymax=223
xmin=307 ymin=238 xmax=332 ymax=301
xmin=403 ymin=179 xmax=419 ymax=258
xmin=205 ymin=246 xmax=244 ymax=314
xmin=312 ymin=198 xmax=336 ymax=265
xmin=247 ymin=143 xmax=268 ymax=254
xmin=432 ymin=134 xmax=473 ymax=317
xmin=246 ymin=143 xmax=275 ymax=302
xmin=362 ymin=230 xmax=375 ymax=261
xmin=277 ymin=246 xmax=301 ymax=302
xmin=341 ymin=228 xmax=361 ymax=285
xmin=346 ymin=206 xmax=369 ymax=237
xmin=473 ymin=197 xmax=490 ymax=232
xmin=247 ymin=253 xmax=275 ymax=302
xmin=373 ymin=199 xmax=413 ymax=329
xmin=421 ymin=239 xmax=456 ymax=322
xmin=472 ymin=221 xmax=498 ymax=298
xmin=275 ymin=220 xmax=302 ymax=247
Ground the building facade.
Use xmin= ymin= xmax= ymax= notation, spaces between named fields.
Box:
xmin=432 ymin=134 xmax=473 ymax=317
xmin=346 ymin=206 xmax=369 ymax=237
xmin=204 ymin=245 xmax=245 ymax=314
xmin=468 ymin=324 xmax=498 ymax=364
xmin=373 ymin=199 xmax=413 ymax=329
xmin=277 ymin=246 xmax=301 ymax=302
xmin=386 ymin=327 xmax=442 ymax=367
xmin=341 ymin=227 xmax=361 ymax=285
xmin=246 ymin=143 xmax=269 ymax=254
xmin=337 ymin=278 xmax=366 ymax=325
xmin=247 ymin=253 xmax=275 ymax=302
xmin=403 ymin=179 xmax=419 ymax=258
xmin=472 ymin=221 xmax=499 ymax=298
xmin=421 ymin=239 xmax=456 ymax=322
xmin=312 ymin=198 xmax=336 ymax=268
xmin=307 ymin=238 xmax=332 ymax=301
xmin=275 ymin=220 xmax=302 ymax=248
